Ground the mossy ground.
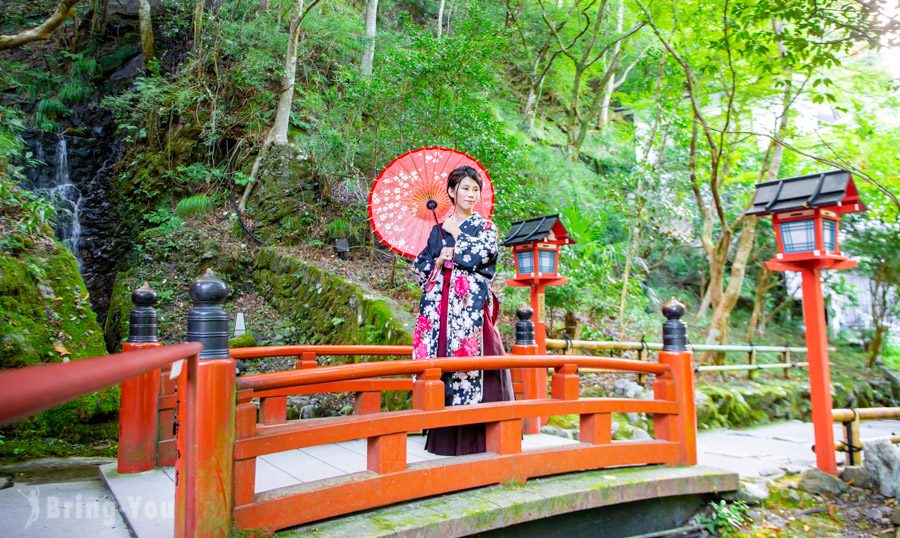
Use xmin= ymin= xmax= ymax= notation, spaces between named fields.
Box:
xmin=718 ymin=474 xmax=895 ymax=537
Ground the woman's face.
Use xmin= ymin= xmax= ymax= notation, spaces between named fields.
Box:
xmin=450 ymin=176 xmax=481 ymax=212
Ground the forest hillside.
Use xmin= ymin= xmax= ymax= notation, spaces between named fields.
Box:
xmin=1 ymin=0 xmax=899 ymax=457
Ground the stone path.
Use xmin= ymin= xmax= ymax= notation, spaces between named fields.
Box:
xmin=697 ymin=419 xmax=900 ymax=477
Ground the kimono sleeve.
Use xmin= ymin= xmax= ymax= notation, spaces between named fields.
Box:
xmin=453 ymin=219 xmax=499 ymax=279
xmin=412 ymin=225 xmax=442 ymax=288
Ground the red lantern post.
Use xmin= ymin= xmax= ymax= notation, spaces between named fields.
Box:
xmin=502 ymin=215 xmax=575 ymax=433
xmin=746 ymin=170 xmax=865 ymax=475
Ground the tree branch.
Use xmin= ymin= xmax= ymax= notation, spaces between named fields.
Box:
xmin=0 ymin=0 xmax=82 ymax=51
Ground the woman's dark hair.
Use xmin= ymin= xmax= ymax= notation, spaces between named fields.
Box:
xmin=447 ymin=165 xmax=483 ymax=204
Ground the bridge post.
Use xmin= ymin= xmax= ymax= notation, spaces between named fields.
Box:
xmin=653 ymin=299 xmax=697 ymax=465
xmin=118 ymin=283 xmax=162 ymax=473
xmin=512 ymin=306 xmax=542 ymax=434
xmin=176 ymin=270 xmax=235 ymax=538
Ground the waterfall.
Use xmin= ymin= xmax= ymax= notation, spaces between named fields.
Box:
xmin=46 ymin=135 xmax=84 ymax=266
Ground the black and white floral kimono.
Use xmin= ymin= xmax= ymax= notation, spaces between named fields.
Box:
xmin=412 ymin=212 xmax=498 ymax=406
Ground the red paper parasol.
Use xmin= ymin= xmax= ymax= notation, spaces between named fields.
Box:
xmin=368 ymin=147 xmax=495 ymax=258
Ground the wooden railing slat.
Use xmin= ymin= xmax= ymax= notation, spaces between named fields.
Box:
xmin=234 ymin=398 xmax=678 ymax=459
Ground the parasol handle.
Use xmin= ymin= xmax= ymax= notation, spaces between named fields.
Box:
xmin=427 ymin=200 xmax=454 ymax=271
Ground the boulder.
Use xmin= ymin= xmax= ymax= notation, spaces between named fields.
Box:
xmin=613 ymin=379 xmax=648 ymax=400
xmin=108 ymin=0 xmax=164 ymax=15
xmin=840 ymin=465 xmax=875 ymax=489
xmin=539 ymin=426 xmax=578 ymax=440
xmin=759 ymin=468 xmax=786 ymax=480
xmin=0 ymin=476 xmax=11 ymax=490
xmin=891 ymin=504 xmax=900 ymax=526
xmin=798 ymin=468 xmax=848 ymax=496
xmin=864 ymin=507 xmax=884 ymax=522
xmin=863 ymin=440 xmax=900 ymax=497
xmin=734 ymin=477 xmax=771 ymax=506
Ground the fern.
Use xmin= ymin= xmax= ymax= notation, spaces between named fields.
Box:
xmin=59 ymin=81 xmax=92 ymax=105
xmin=34 ymin=97 xmax=68 ymax=130
xmin=174 ymin=195 xmax=214 ymax=218
xmin=325 ymin=218 xmax=352 ymax=239
xmin=71 ymin=56 xmax=99 ymax=79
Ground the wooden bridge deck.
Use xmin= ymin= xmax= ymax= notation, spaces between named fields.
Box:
xmin=100 ymin=433 xmax=581 ymax=538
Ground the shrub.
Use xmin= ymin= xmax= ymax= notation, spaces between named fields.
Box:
xmin=59 ymin=80 xmax=93 ymax=105
xmin=175 ymin=195 xmax=214 ymax=219
xmin=325 ymin=218 xmax=352 ymax=239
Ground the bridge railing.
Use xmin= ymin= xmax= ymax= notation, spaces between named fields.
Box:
xmin=546 ymin=338 xmax=829 ymax=379
xmin=225 ymin=347 xmax=693 ymax=534
xmin=0 ymin=342 xmax=202 ymax=427
xmin=230 ymin=345 xmax=413 ymax=422
xmin=109 ymin=275 xmax=696 ymax=535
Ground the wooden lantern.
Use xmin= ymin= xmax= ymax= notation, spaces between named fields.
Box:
xmin=746 ymin=170 xmax=865 ymax=271
xmin=745 ymin=169 xmax=866 ymax=476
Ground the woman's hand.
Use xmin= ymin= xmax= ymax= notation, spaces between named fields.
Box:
xmin=436 ymin=247 xmax=454 ymax=265
xmin=442 ymin=218 xmax=460 ymax=239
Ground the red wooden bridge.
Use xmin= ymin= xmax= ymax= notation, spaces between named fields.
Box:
xmin=0 ymin=272 xmax=727 ymax=537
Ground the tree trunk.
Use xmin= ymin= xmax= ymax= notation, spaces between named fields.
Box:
xmin=868 ymin=324 xmax=887 ymax=369
xmin=702 ymin=218 xmax=758 ymax=364
xmin=600 ymin=0 xmax=625 ymax=128
xmin=240 ymin=0 xmax=320 ymax=212
xmin=137 ymin=0 xmax=155 ymax=61
xmin=360 ymin=0 xmax=377 ymax=77
xmin=90 ymin=0 xmax=108 ymax=36
xmin=270 ymin=0 xmax=305 ymax=145
xmin=745 ymin=267 xmax=772 ymax=341
xmin=0 ymin=0 xmax=82 ymax=50
xmin=618 ymin=174 xmax=644 ymax=338
xmin=436 ymin=0 xmax=446 ymax=40
xmin=193 ymin=0 xmax=204 ymax=52
xmin=522 ymin=45 xmax=550 ymax=133
xmin=564 ymin=309 xmax=578 ymax=340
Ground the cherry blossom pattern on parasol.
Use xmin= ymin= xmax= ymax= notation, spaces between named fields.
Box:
xmin=368 ymin=147 xmax=495 ymax=258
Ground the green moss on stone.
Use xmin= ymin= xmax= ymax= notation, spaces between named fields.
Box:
xmin=253 ymin=247 xmax=413 ymax=350
xmin=0 ymin=241 xmax=116 ymax=445
xmin=229 ymin=333 xmax=258 ymax=348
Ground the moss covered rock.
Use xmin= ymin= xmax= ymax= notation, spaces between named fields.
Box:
xmin=249 ymin=144 xmax=320 ymax=244
xmin=229 ymin=333 xmax=258 ymax=348
xmin=253 ymin=247 xmax=413 ymax=352
xmin=0 ymin=241 xmax=117 ymax=440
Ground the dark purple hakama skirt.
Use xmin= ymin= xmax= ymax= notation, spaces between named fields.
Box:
xmin=425 ymin=266 xmax=513 ymax=456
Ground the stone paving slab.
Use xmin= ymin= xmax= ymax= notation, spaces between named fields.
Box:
xmin=0 ymin=478 xmax=131 ymax=537
xmin=696 ymin=419 xmax=900 ymax=477
xmin=277 ymin=465 xmax=739 ymax=537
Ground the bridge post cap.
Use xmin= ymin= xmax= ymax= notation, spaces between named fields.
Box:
xmin=516 ymin=306 xmax=534 ymax=321
xmin=131 ymin=282 xmax=157 ymax=307
xmin=661 ymin=298 xmax=685 ymax=320
xmin=190 ymin=268 xmax=228 ymax=305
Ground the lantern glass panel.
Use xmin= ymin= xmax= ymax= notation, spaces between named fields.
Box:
xmin=538 ymin=250 xmax=556 ymax=274
xmin=823 ymin=219 xmax=837 ymax=251
xmin=780 ymin=219 xmax=816 ymax=253
xmin=517 ymin=251 xmax=534 ymax=275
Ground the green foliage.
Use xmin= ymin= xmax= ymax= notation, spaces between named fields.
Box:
xmin=98 ymin=44 xmax=139 ymax=73
xmin=34 ymin=97 xmax=68 ymax=131
xmin=324 ymin=218 xmax=352 ymax=239
xmin=0 ymin=176 xmax=56 ymax=253
xmin=696 ymin=500 xmax=750 ymax=534
xmin=58 ymin=80 xmax=93 ymax=105
xmin=175 ymin=194 xmax=215 ymax=219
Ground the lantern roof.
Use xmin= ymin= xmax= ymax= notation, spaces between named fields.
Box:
xmin=501 ymin=214 xmax=576 ymax=246
xmin=745 ymin=170 xmax=866 ymax=216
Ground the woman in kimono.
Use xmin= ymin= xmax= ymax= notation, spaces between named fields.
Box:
xmin=412 ymin=165 xmax=507 ymax=456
